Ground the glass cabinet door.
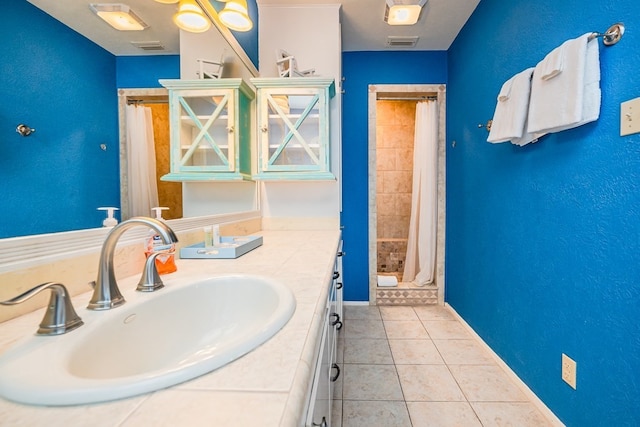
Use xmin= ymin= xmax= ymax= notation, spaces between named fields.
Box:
xmin=261 ymin=88 xmax=324 ymax=171
xmin=253 ymin=77 xmax=336 ymax=180
xmin=175 ymin=89 xmax=235 ymax=172
xmin=160 ymin=78 xmax=254 ymax=182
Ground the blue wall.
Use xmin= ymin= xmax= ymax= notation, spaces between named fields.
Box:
xmin=116 ymin=55 xmax=180 ymax=88
xmin=1 ymin=1 xmax=118 ymax=238
xmin=341 ymin=51 xmax=447 ymax=301
xmin=446 ymin=0 xmax=640 ymax=425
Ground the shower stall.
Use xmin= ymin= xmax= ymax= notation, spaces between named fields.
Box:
xmin=368 ymin=84 xmax=446 ymax=305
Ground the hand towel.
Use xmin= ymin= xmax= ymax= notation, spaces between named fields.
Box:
xmin=487 ymin=67 xmax=535 ymax=144
xmin=540 ymin=45 xmax=564 ymax=80
xmin=377 ymin=275 xmax=398 ymax=287
xmin=527 ymin=33 xmax=600 ymax=134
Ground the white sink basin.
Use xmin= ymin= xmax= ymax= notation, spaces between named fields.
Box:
xmin=0 ymin=275 xmax=296 ymax=406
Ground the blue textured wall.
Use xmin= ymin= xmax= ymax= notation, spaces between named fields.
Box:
xmin=1 ymin=1 xmax=118 ymax=238
xmin=116 ymin=56 xmax=180 ymax=88
xmin=446 ymin=1 xmax=640 ymax=425
xmin=341 ymin=51 xmax=447 ymax=301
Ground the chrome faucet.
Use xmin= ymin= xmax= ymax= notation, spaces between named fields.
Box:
xmin=87 ymin=217 xmax=178 ymax=311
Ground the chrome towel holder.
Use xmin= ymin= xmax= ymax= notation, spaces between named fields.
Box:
xmin=588 ymin=22 xmax=625 ymax=46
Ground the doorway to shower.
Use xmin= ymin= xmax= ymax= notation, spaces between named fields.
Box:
xmin=367 ymin=84 xmax=446 ymax=305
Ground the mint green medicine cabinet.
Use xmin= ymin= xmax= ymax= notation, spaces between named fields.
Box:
xmin=159 ymin=79 xmax=255 ymax=181
xmin=251 ymin=77 xmax=336 ymax=181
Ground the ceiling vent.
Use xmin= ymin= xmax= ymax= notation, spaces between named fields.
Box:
xmin=130 ymin=41 xmax=165 ymax=51
xmin=386 ymin=36 xmax=419 ymax=48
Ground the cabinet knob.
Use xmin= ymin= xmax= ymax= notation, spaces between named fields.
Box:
xmin=227 ymin=126 xmax=234 ymax=133
xmin=261 ymin=126 xmax=268 ymax=133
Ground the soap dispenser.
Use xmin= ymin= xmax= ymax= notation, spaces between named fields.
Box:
xmin=145 ymin=207 xmax=177 ymax=275
xmin=98 ymin=207 xmax=119 ymax=227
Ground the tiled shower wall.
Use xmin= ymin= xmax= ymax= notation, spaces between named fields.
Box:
xmin=376 ymin=100 xmax=416 ymax=280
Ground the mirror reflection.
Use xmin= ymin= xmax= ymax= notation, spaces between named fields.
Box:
xmin=3 ymin=1 xmax=256 ymax=239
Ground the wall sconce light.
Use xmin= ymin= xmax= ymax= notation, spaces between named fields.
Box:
xmin=384 ymin=0 xmax=427 ymax=26
xmin=173 ymin=0 xmax=211 ymax=33
xmin=218 ymin=0 xmax=253 ymax=32
xmin=89 ymin=3 xmax=149 ymax=31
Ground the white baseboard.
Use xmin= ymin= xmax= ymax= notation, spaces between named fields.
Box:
xmin=343 ymin=301 xmax=372 ymax=306
xmin=445 ymin=303 xmax=565 ymax=427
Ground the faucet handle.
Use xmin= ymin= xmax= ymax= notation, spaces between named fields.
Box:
xmin=136 ymin=252 xmax=165 ymax=292
xmin=0 ymin=282 xmax=84 ymax=336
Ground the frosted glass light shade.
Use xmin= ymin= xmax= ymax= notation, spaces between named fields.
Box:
xmin=385 ymin=4 xmax=422 ymax=25
xmin=173 ymin=0 xmax=211 ymax=33
xmin=89 ymin=4 xmax=148 ymax=31
xmin=218 ymin=0 xmax=253 ymax=32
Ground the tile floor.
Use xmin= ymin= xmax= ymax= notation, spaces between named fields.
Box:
xmin=331 ymin=305 xmax=554 ymax=427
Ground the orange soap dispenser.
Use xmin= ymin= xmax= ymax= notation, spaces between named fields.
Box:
xmin=145 ymin=207 xmax=177 ymax=275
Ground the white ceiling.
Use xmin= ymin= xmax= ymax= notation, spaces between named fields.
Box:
xmin=27 ymin=0 xmax=480 ymax=56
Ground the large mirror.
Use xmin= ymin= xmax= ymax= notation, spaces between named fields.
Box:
xmin=2 ymin=1 xmax=257 ymax=239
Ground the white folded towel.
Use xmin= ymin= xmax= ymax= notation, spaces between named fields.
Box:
xmin=487 ymin=67 xmax=537 ymax=144
xmin=377 ymin=275 xmax=398 ymax=287
xmin=540 ymin=45 xmax=564 ymax=80
xmin=527 ymin=33 xmax=600 ymax=135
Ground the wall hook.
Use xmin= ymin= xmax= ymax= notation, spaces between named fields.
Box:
xmin=16 ymin=124 xmax=36 ymax=137
xmin=478 ymin=120 xmax=492 ymax=132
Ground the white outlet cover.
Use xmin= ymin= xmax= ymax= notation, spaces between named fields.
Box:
xmin=561 ymin=353 xmax=577 ymax=390
xmin=621 ymin=97 xmax=640 ymax=136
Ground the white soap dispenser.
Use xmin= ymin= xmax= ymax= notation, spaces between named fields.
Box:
xmin=98 ymin=207 xmax=119 ymax=227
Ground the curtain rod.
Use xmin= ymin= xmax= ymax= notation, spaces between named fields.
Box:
xmin=126 ymin=99 xmax=169 ymax=105
xmin=377 ymin=95 xmax=438 ymax=101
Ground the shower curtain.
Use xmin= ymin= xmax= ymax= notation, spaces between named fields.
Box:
xmin=125 ymin=104 xmax=159 ymax=217
xmin=403 ymin=100 xmax=438 ymax=285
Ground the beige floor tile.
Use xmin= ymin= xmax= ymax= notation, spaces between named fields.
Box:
xmin=342 ymin=364 xmax=404 ymax=401
xmin=344 ymin=305 xmax=381 ymax=320
xmin=449 ymin=365 xmax=528 ymax=402
xmin=337 ymin=336 xmax=345 ymax=364
xmin=422 ymin=320 xmax=470 ymax=339
xmin=342 ymin=400 xmax=411 ymax=427
xmin=407 ymin=401 xmax=483 ymax=427
xmin=397 ymin=365 xmax=466 ymax=402
xmin=345 ymin=319 xmax=387 ymax=339
xmin=334 ymin=366 xmax=343 ymax=399
xmin=384 ymin=320 xmax=430 ymax=339
xmin=433 ymin=339 xmax=495 ymax=365
xmin=471 ymin=402 xmax=553 ymax=426
xmin=332 ymin=399 xmax=343 ymax=427
xmin=380 ymin=306 xmax=419 ymax=321
xmin=413 ymin=305 xmax=455 ymax=321
xmin=344 ymin=338 xmax=394 ymax=364
xmin=389 ymin=339 xmax=445 ymax=365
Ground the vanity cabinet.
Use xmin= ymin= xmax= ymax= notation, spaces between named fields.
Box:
xmin=251 ymin=77 xmax=336 ymax=181
xmin=159 ymin=79 xmax=255 ymax=181
xmin=305 ymin=244 xmax=344 ymax=427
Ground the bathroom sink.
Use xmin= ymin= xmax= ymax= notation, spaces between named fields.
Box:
xmin=0 ymin=275 xmax=296 ymax=406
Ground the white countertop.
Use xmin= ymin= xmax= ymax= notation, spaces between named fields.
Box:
xmin=0 ymin=229 xmax=342 ymax=427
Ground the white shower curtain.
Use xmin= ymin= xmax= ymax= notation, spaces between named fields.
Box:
xmin=126 ymin=104 xmax=159 ymax=217
xmin=403 ymin=100 xmax=438 ymax=285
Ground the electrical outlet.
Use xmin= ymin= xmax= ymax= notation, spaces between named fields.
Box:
xmin=562 ymin=353 xmax=577 ymax=389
